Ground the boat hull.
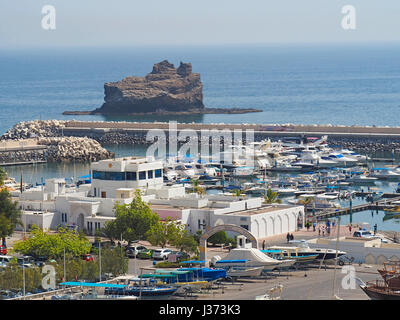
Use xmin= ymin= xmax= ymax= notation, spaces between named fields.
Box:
xmin=360 ymin=285 xmax=400 ymax=300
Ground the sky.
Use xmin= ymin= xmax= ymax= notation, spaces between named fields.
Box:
xmin=0 ymin=0 xmax=399 ymax=48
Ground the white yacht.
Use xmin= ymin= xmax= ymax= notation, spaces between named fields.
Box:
xmin=321 ymin=152 xmax=358 ymax=167
xmin=370 ymin=168 xmax=400 ymax=180
xmin=270 ymin=240 xmax=346 ymax=260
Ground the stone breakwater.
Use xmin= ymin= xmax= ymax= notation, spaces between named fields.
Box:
xmin=37 ymin=137 xmax=114 ymax=162
xmin=1 ymin=120 xmax=65 ymax=140
xmin=0 ymin=121 xmax=113 ymax=163
xmin=3 ymin=120 xmax=400 ymax=154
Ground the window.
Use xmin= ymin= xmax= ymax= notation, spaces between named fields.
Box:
xmin=147 ymin=170 xmax=153 ymax=179
xmin=109 ymin=172 xmax=125 ymax=181
xmin=93 ymin=171 xmax=105 ymax=180
xmin=126 ymin=172 xmax=137 ymax=181
xmin=92 ymin=171 xmax=124 ymax=180
xmin=240 ymin=225 xmax=249 ymax=230
xmin=155 ymin=169 xmax=162 ymax=178
xmin=139 ymin=171 xmax=146 ymax=180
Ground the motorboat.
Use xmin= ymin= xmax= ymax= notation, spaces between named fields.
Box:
xmin=370 ymin=168 xmax=400 ymax=180
xmin=344 ymin=174 xmax=378 ymax=184
xmin=226 ymin=266 xmax=264 ymax=278
xmin=211 ymin=248 xmax=293 ymax=271
xmin=316 ymin=192 xmax=340 ymax=200
xmin=338 ymin=149 xmax=368 ymax=162
xmin=320 ymin=152 xmax=358 ymax=167
xmin=270 ymin=240 xmax=346 ymax=260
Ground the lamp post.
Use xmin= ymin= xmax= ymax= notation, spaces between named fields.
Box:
xmin=99 ymin=242 xmax=102 ymax=282
xmin=22 ymin=256 xmax=26 ymax=300
xmin=332 ymin=216 xmax=341 ymax=299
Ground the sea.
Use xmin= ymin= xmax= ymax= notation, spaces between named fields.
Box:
xmin=2 ymin=42 xmax=400 ymax=231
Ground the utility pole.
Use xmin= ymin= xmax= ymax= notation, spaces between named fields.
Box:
xmin=63 ymin=247 xmax=66 ymax=282
xmin=23 ymin=256 xmax=26 ymax=300
xmin=332 ymin=216 xmax=341 ymax=299
xmin=99 ymin=243 xmax=102 ymax=282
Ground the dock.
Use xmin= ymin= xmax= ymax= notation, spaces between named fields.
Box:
xmin=315 ymin=193 xmax=400 ymax=220
xmin=0 ymin=139 xmax=48 ymax=166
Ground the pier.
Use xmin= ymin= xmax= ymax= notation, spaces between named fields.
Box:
xmin=315 ymin=193 xmax=400 ymax=220
xmin=0 ymin=139 xmax=48 ymax=167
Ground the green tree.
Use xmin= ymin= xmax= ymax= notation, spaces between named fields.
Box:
xmin=12 ymin=225 xmax=92 ymax=259
xmin=103 ymin=190 xmax=160 ymax=244
xmin=0 ymin=167 xmax=7 ymax=186
xmin=263 ymin=189 xmax=282 ymax=204
xmin=173 ymin=231 xmax=199 ymax=255
xmin=101 ymin=247 xmax=128 ymax=277
xmin=146 ymin=217 xmax=177 ymax=248
xmin=208 ymin=231 xmax=228 ymax=246
xmin=0 ymin=188 xmax=22 ymax=246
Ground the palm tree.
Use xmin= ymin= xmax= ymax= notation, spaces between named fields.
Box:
xmin=298 ymin=197 xmax=314 ymax=209
xmin=264 ymin=189 xmax=282 ymax=204
xmin=190 ymin=178 xmax=206 ymax=197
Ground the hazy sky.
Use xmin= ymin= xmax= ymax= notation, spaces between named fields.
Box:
xmin=1 ymin=0 xmax=399 ymax=48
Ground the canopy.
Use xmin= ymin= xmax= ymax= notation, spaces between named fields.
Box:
xmin=139 ymin=274 xmax=176 ymax=279
xmin=180 ymin=260 xmax=205 ymax=264
xmin=215 ymin=259 xmax=248 ymax=264
xmin=59 ymin=282 xmax=126 ymax=288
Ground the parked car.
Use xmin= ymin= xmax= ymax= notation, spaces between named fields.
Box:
xmin=353 ymin=230 xmax=374 ymax=238
xmin=152 ymin=249 xmax=172 ymax=260
xmin=171 ymin=251 xmax=190 ymax=262
xmin=0 ymin=245 xmax=7 ymax=255
xmin=136 ymin=249 xmax=153 ymax=259
xmin=0 ymin=255 xmax=14 ymax=267
xmin=34 ymin=256 xmax=48 ymax=267
xmin=82 ymin=254 xmax=94 ymax=262
xmin=17 ymin=256 xmax=35 ymax=268
xmin=125 ymin=246 xmax=148 ymax=258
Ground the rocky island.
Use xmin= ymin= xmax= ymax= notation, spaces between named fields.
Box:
xmin=63 ymin=60 xmax=262 ymax=115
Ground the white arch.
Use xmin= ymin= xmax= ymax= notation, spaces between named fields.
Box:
xmin=275 ymin=215 xmax=282 ymax=235
xmin=267 ymin=216 xmax=274 ymax=236
xmin=251 ymin=219 xmax=260 ymax=239
xmin=282 ymin=214 xmax=290 ymax=234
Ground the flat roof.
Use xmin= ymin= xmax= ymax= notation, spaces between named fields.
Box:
xmin=227 ymin=204 xmax=298 ymax=216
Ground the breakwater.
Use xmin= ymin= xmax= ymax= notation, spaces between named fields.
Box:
xmin=3 ymin=120 xmax=400 ymax=154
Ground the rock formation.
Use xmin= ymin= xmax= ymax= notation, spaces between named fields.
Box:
xmin=92 ymin=60 xmax=204 ymax=114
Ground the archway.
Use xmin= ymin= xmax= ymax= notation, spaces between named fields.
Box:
xmin=199 ymin=224 xmax=258 ymax=262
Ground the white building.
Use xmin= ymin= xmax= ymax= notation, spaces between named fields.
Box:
xmin=14 ymin=156 xmax=304 ymax=239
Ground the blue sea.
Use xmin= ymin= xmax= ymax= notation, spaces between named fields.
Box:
xmin=2 ymin=43 xmax=400 ymax=231
xmin=1 ymin=43 xmax=400 ymax=135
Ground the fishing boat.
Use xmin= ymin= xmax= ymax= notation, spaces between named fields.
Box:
xmin=358 ymin=260 xmax=400 ymax=300
xmin=104 ymin=277 xmax=178 ymax=299
xmin=176 ymin=267 xmax=227 ymax=282
xmin=377 ymin=261 xmax=400 ymax=290
xmin=360 ymin=281 xmax=400 ymax=300
xmin=384 ymin=205 xmax=400 ymax=213
xmin=58 ymin=282 xmax=138 ymax=300
xmin=262 ymin=248 xmax=319 ymax=265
